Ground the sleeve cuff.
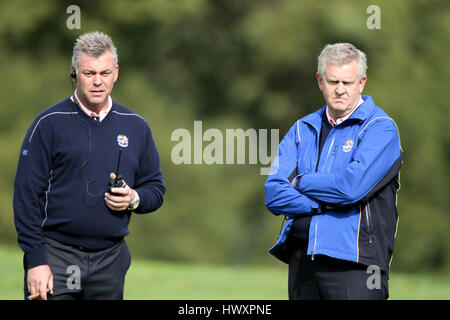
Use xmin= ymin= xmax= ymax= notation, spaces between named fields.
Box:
xmin=24 ymin=248 xmax=48 ymax=270
xmin=311 ymin=200 xmax=321 ymax=213
xmin=128 ymin=190 xmax=140 ymax=211
xmin=295 ymin=173 xmax=321 ymax=214
xmin=295 ymin=172 xmax=308 ymax=190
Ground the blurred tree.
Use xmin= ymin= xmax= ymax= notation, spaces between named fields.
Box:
xmin=0 ymin=0 xmax=448 ymax=272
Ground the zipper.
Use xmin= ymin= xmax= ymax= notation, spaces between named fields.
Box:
xmin=327 ymin=144 xmax=338 ymax=173
xmin=311 ymin=217 xmax=319 ymax=260
xmin=305 ymin=121 xmax=336 ymax=261
xmin=322 ymin=134 xmax=336 ymax=172
xmin=311 ymin=131 xmax=336 ymax=261
xmin=332 ymin=144 xmax=337 ymax=156
xmin=365 ymin=201 xmax=373 ymax=244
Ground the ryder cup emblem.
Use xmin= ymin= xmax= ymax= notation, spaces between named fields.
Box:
xmin=342 ymin=140 xmax=354 ymax=152
xmin=117 ymin=135 xmax=129 ymax=148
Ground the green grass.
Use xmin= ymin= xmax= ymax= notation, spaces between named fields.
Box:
xmin=1 ymin=245 xmax=448 ymax=300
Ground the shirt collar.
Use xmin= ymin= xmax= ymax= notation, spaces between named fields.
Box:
xmin=326 ymin=96 xmax=364 ymax=127
xmin=72 ymin=90 xmax=112 ymax=122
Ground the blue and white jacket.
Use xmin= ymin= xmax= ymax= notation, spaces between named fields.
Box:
xmin=265 ymin=95 xmax=402 ymax=272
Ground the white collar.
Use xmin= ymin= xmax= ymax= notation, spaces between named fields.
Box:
xmin=71 ymin=90 xmax=112 ymax=122
xmin=326 ymin=97 xmax=364 ymax=126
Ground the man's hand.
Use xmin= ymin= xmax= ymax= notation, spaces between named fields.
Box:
xmin=291 ymin=177 xmax=297 ymax=187
xmin=27 ymin=265 xmax=53 ymax=300
xmin=291 ymin=176 xmax=302 ymax=187
xmin=105 ymin=173 xmax=136 ymax=211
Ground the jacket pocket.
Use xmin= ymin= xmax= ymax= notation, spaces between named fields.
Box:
xmin=364 ymin=201 xmax=373 ymax=244
xmin=326 ymin=144 xmax=338 ymax=173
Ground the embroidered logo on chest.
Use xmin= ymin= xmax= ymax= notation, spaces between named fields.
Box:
xmin=342 ymin=140 xmax=354 ymax=152
xmin=117 ymin=135 xmax=129 ymax=147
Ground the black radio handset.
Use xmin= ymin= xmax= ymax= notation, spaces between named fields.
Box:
xmin=108 ymin=149 xmax=125 ymax=195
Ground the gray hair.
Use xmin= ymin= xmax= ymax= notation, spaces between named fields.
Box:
xmin=317 ymin=43 xmax=367 ymax=79
xmin=72 ymin=31 xmax=118 ymax=70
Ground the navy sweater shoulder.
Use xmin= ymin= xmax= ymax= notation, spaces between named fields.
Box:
xmin=13 ymin=97 xmax=165 ymax=269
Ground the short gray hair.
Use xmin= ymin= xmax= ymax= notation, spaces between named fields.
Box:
xmin=317 ymin=43 xmax=367 ymax=79
xmin=72 ymin=31 xmax=118 ymax=70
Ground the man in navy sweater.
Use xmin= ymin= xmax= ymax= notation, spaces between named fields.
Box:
xmin=13 ymin=32 xmax=165 ymax=300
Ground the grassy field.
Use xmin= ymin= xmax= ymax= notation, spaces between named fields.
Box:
xmin=1 ymin=245 xmax=448 ymax=300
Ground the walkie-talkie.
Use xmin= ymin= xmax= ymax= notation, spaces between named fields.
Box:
xmin=108 ymin=149 xmax=125 ymax=195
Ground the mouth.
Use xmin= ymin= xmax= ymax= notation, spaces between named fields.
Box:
xmin=90 ymin=90 xmax=104 ymax=96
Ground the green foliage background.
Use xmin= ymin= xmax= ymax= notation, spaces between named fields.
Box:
xmin=0 ymin=0 xmax=448 ymax=274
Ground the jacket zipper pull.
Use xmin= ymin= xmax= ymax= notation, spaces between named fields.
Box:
xmin=332 ymin=145 xmax=337 ymax=155
xmin=365 ymin=202 xmax=373 ymax=244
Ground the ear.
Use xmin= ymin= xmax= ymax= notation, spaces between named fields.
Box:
xmin=113 ymin=64 xmax=119 ymax=83
xmin=316 ymin=73 xmax=324 ymax=91
xmin=70 ymin=66 xmax=77 ymax=82
xmin=359 ymin=76 xmax=367 ymax=94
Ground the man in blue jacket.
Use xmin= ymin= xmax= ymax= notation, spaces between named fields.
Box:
xmin=265 ymin=43 xmax=402 ymax=299
xmin=13 ymin=32 xmax=165 ymax=300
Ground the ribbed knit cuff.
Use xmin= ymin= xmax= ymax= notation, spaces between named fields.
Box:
xmin=24 ymin=248 xmax=48 ymax=270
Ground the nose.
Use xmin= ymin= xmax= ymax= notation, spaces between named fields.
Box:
xmin=93 ymin=74 xmax=102 ymax=86
xmin=336 ymin=82 xmax=345 ymax=95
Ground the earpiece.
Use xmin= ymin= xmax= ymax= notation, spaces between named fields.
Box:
xmin=70 ymin=69 xmax=77 ymax=81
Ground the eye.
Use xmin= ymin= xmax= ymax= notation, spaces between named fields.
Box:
xmin=101 ymin=70 xmax=113 ymax=77
xmin=343 ymin=81 xmax=353 ymax=85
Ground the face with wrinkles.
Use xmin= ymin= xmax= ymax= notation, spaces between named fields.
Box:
xmin=71 ymin=51 xmax=119 ymax=112
xmin=316 ymin=60 xmax=366 ymax=119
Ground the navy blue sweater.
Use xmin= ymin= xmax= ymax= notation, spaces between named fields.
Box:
xmin=13 ymin=97 xmax=165 ymax=270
